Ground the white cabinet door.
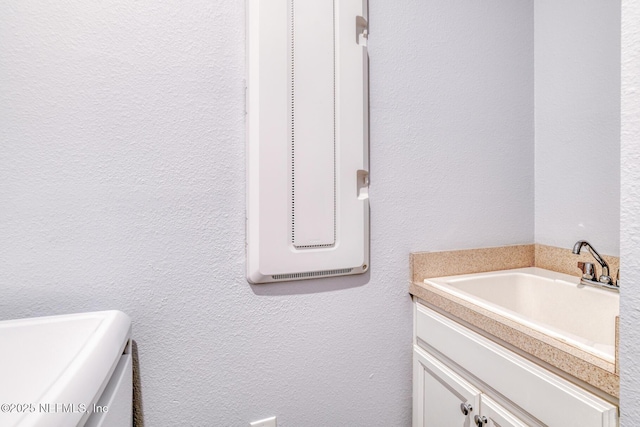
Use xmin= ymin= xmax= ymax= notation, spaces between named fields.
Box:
xmin=413 ymin=346 xmax=480 ymax=427
xmin=479 ymin=395 xmax=529 ymax=427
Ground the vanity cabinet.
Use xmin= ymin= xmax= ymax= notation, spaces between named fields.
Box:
xmin=413 ymin=300 xmax=618 ymax=427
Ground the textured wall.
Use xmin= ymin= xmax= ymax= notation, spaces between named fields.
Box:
xmin=383 ymin=0 xmax=535 ymax=252
xmin=620 ymin=0 xmax=640 ymax=424
xmin=534 ymin=0 xmax=621 ymax=255
xmin=0 ymin=1 xmax=533 ymax=425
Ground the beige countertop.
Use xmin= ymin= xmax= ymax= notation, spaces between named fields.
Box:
xmin=410 ymin=244 xmax=620 ymax=398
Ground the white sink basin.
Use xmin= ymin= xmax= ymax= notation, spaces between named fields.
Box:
xmin=425 ymin=267 xmax=619 ymax=361
xmin=0 ymin=311 xmax=131 ymax=427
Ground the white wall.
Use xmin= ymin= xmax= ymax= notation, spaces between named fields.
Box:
xmin=0 ymin=1 xmax=533 ymax=425
xmin=620 ymin=0 xmax=640 ymax=424
xmin=534 ymin=0 xmax=621 ymax=256
xmin=385 ymin=0 xmax=535 ymax=252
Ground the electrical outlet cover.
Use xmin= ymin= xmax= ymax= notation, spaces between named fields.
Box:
xmin=250 ymin=416 xmax=277 ymax=427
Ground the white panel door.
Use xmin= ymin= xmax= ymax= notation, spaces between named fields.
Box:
xmin=479 ymin=395 xmax=529 ymax=427
xmin=413 ymin=346 xmax=480 ymax=427
xmin=246 ymin=0 xmax=370 ymax=283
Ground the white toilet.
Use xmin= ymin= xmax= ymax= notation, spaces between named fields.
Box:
xmin=0 ymin=310 xmax=133 ymax=427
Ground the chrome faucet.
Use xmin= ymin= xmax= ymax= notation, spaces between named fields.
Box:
xmin=572 ymin=240 xmax=618 ymax=290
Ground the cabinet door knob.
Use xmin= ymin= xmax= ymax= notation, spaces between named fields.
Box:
xmin=460 ymin=402 xmax=473 ymax=415
xmin=474 ymin=415 xmax=488 ymax=426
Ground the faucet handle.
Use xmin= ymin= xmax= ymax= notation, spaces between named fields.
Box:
xmin=577 ymin=262 xmax=596 ymax=280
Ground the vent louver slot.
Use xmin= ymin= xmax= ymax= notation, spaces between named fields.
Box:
xmin=272 ymin=268 xmax=353 ymax=281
